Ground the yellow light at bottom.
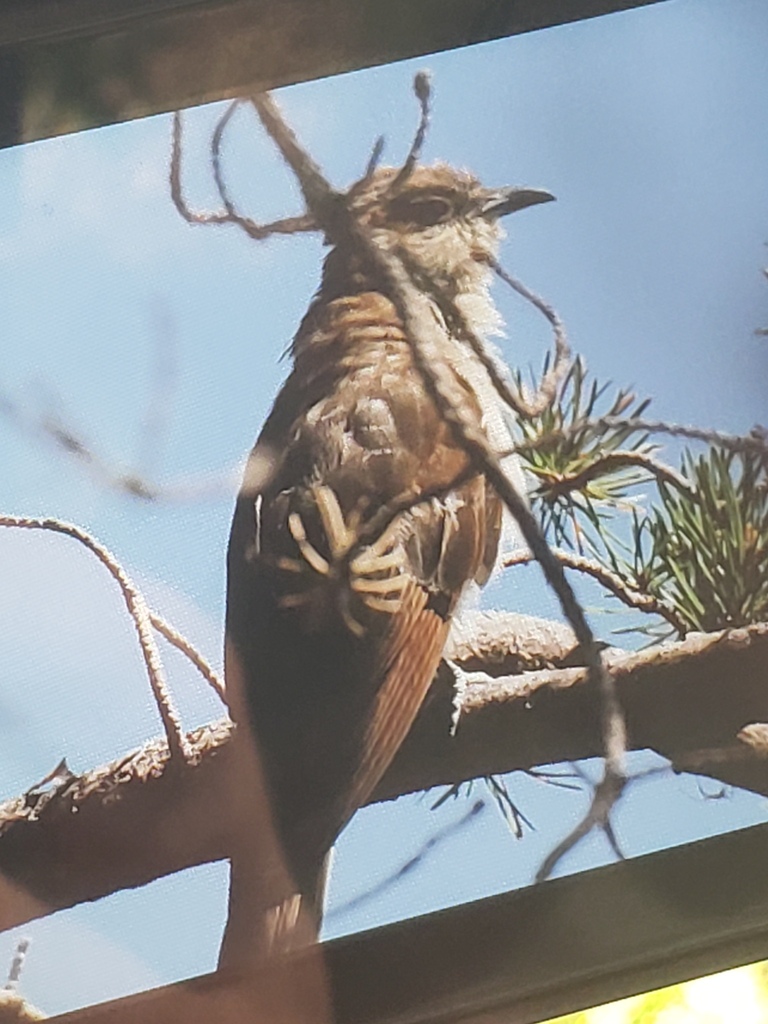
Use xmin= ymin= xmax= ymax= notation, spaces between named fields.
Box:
xmin=545 ymin=961 xmax=768 ymax=1024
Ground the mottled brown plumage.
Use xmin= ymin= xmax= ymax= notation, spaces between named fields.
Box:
xmin=225 ymin=164 xmax=553 ymax=928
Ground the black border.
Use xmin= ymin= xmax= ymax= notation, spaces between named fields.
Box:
xmin=0 ymin=1 xmax=664 ymax=147
xmin=53 ymin=823 xmax=768 ymax=1023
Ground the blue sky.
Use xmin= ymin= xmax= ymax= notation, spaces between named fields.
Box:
xmin=0 ymin=0 xmax=767 ymax=1014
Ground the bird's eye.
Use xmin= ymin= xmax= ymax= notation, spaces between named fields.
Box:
xmin=388 ymin=194 xmax=454 ymax=227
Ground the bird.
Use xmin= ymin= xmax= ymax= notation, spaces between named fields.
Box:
xmin=224 ymin=161 xmax=554 ymax=943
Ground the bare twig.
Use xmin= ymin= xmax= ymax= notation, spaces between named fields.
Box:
xmin=522 ymin=416 xmax=768 ymax=457
xmin=0 ymin=374 xmax=247 ymax=503
xmin=357 ymin=136 xmax=386 ymax=191
xmin=526 ymin=767 xmax=582 ymax=792
xmin=0 ymin=389 xmax=128 ymax=491
xmin=171 ymin=111 xmax=233 ymax=229
xmin=210 ymin=99 xmax=245 ymax=220
xmin=485 ymin=776 xmax=534 ymax=839
xmin=530 ymin=449 xmax=695 ymax=500
xmin=389 ymin=71 xmax=432 ymax=192
xmin=0 ymin=516 xmax=190 ymax=762
xmin=602 ymin=815 xmax=626 ymax=862
xmin=150 ymin=613 xmax=226 ymax=702
xmin=490 ymin=257 xmax=571 ymax=416
xmin=171 ymin=110 xmax=316 ymax=242
xmin=503 ymin=547 xmax=689 ymax=636
xmin=327 ymin=799 xmax=485 ymax=920
xmin=535 ymin=770 xmax=624 ymax=882
xmin=397 ymin=248 xmax=541 ymax=420
xmin=248 ymin=95 xmax=340 ymax=223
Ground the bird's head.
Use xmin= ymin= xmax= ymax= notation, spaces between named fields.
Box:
xmin=340 ymin=163 xmax=554 ymax=333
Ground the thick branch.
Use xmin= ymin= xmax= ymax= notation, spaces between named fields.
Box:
xmin=1 ymin=621 xmax=767 ymax=932
xmin=384 ymin=622 xmax=768 ymax=801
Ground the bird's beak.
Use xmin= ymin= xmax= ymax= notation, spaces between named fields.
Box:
xmin=481 ymin=187 xmax=556 ymax=218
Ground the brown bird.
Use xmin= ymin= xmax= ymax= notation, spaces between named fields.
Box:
xmin=225 ymin=162 xmax=554 ymax=936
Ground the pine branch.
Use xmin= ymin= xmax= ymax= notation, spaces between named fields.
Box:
xmin=1 ymin=619 xmax=766 ymax=933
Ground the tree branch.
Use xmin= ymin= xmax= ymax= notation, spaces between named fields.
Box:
xmin=535 ymin=449 xmax=696 ymax=499
xmin=1 ymin=620 xmax=766 ymax=932
xmin=0 ymin=516 xmax=192 ymax=762
xmin=170 ymin=108 xmax=316 ymax=242
xmin=503 ymin=547 xmax=689 ymax=637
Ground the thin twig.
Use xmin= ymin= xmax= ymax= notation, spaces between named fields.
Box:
xmin=526 ymin=767 xmax=583 ymax=792
xmin=535 ymin=449 xmax=696 ymax=499
xmin=522 ymin=415 xmax=768 ymax=457
xmin=211 ymin=99 xmax=244 ymax=219
xmin=535 ymin=769 xmax=624 ymax=881
xmin=171 ymin=111 xmax=229 ymax=228
xmin=504 ymin=547 xmax=688 ymax=636
xmin=150 ymin=613 xmax=226 ymax=702
xmin=249 ymin=81 xmax=627 ymax=883
xmin=327 ymin=799 xmax=485 ymax=920
xmin=171 ymin=110 xmax=316 ymax=241
xmin=249 ymin=94 xmax=342 ymax=221
xmin=485 ymin=775 xmax=535 ymax=838
xmin=389 ymin=71 xmax=432 ymax=193
xmin=348 ymin=135 xmax=387 ymax=198
xmin=398 ymin=250 xmax=536 ymax=420
xmin=490 ymin=257 xmax=571 ymax=416
xmin=0 ymin=377 xmax=244 ymax=503
xmin=398 ymin=238 xmax=570 ymax=424
xmin=0 ymin=516 xmax=190 ymax=762
xmin=602 ymin=816 xmax=626 ymax=862
xmin=363 ymin=136 xmax=386 ymax=182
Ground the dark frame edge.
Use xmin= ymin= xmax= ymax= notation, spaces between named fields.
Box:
xmin=50 ymin=822 xmax=768 ymax=1023
xmin=0 ymin=0 xmax=666 ymax=149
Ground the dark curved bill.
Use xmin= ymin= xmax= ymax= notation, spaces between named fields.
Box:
xmin=481 ymin=187 xmax=556 ymax=218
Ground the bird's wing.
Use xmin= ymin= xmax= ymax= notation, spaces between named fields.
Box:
xmin=343 ymin=579 xmax=450 ymax=815
xmin=343 ymin=472 xmax=498 ymax=818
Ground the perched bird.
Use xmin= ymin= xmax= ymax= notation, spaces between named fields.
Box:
xmin=225 ymin=162 xmax=554 ymax=936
